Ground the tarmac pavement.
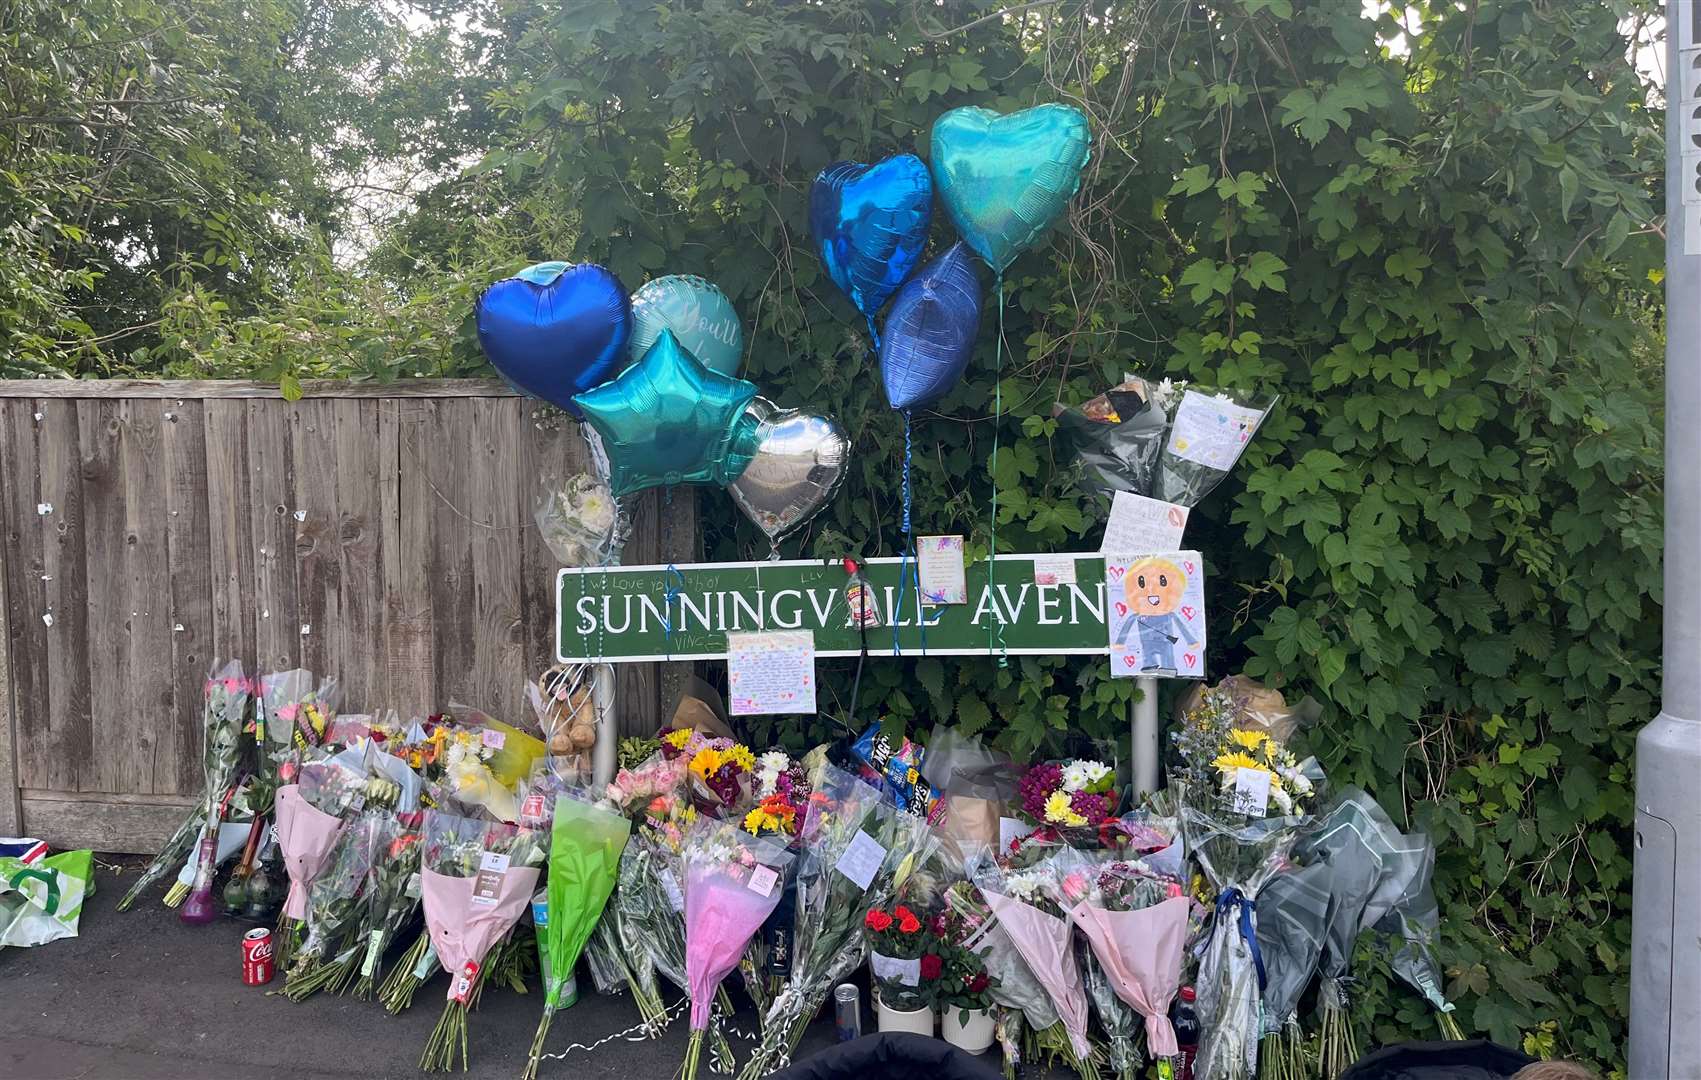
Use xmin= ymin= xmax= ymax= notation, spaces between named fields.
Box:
xmin=0 ymin=856 xmax=860 ymax=1080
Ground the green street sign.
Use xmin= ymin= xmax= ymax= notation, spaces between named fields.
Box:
xmin=556 ymin=554 xmax=1112 ymax=663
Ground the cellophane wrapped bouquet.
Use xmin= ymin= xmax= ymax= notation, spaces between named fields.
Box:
xmin=941 ymin=875 xmax=1063 ymax=1079
xmin=738 ymin=748 xmax=812 ymax=1014
xmin=973 ymin=847 xmax=1101 ymax=1079
xmin=535 ymin=470 xmax=622 ymax=568
xmin=1015 ymin=757 xmax=1122 ymax=847
xmin=1174 ymin=687 xmax=1322 ymax=1080
xmin=122 ymin=660 xmax=253 ymax=911
xmin=738 ymin=763 xmax=938 ymax=1078
xmin=285 ymin=809 xmax=385 ymax=999
xmin=274 ymin=758 xmax=364 ymax=966
xmin=417 ymin=812 xmax=548 ymax=1071
xmin=680 ymin=818 xmax=794 ymax=1080
xmin=583 ymin=753 xmax=688 ymax=1031
xmin=524 ymin=793 xmax=631 ymax=1080
xmin=354 ymin=810 xmax=426 ymax=999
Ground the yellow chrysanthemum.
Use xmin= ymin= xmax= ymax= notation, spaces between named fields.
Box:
xmin=664 ymin=728 xmax=692 ymax=750
xmin=1211 ymin=751 xmax=1263 ymax=774
xmin=1043 ymin=790 xmax=1087 ymax=827
xmin=726 ymin=744 xmax=756 ymax=772
xmin=1229 ymin=729 xmax=1272 ymax=753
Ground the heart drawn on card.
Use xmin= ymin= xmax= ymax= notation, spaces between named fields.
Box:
xmin=1114 ymin=601 xmax=1128 ymax=617
xmin=1183 ymin=561 xmax=1196 ymax=574
xmin=1109 ymin=564 xmax=1126 ymax=579
xmin=1183 ymin=653 xmax=1197 ymax=668
xmin=1123 ymin=655 xmax=1137 ymax=668
xmin=1181 ymin=605 xmax=1196 ymax=620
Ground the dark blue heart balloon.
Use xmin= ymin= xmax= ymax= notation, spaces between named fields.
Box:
xmin=475 ymin=261 xmax=632 ymax=416
xmin=880 ymin=242 xmax=982 ymax=412
xmin=810 ymin=154 xmax=933 ymax=324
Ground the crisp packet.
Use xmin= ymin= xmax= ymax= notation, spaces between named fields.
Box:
xmin=850 ymin=723 xmax=938 ymax=819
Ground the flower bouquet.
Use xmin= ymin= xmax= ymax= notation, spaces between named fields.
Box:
xmin=523 ymin=793 xmax=631 ymax=1080
xmin=1050 ymin=849 xmax=1190 ymax=1080
xmin=932 ymin=906 xmax=999 ymax=1051
xmin=1174 ymin=688 xmax=1322 ymax=1080
xmin=120 ymin=661 xmax=252 ymax=911
xmin=285 ymin=809 xmax=384 ymax=1000
xmin=535 ymin=470 xmax=622 ymax=568
xmin=941 ymin=876 xmax=1063 ymax=1079
xmin=353 ymin=810 xmax=426 ymax=998
xmin=256 ymin=669 xmax=341 ymax=795
xmin=865 ymin=903 xmax=934 ymax=1015
xmin=739 ymin=749 xmax=811 ymax=1012
xmin=274 ymin=759 xmax=364 ymax=966
xmin=418 ymin=811 xmax=547 ymax=1071
xmin=1371 ymin=830 xmax=1463 ymax=1041
xmin=659 ymin=727 xmax=758 ymax=815
xmin=580 ymin=754 xmax=688 ymax=1029
xmin=682 ymin=817 xmax=794 ymax=1080
xmin=738 ymin=763 xmax=937 ymax=1078
xmin=973 ymin=858 xmax=1099 ymax=1079
xmin=1250 ymin=859 xmax=1331 ymax=1080
xmin=1015 ymin=758 xmax=1120 ymax=845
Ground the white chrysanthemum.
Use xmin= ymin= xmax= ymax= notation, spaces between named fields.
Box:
xmin=1078 ymin=760 xmax=1110 ymax=786
xmin=576 ymin=489 xmax=615 ymax=534
xmin=1061 ymin=762 xmax=1091 ymax=792
xmin=1270 ymin=785 xmax=1293 ymax=815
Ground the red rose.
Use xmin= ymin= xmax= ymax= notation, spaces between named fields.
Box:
xmin=967 ymin=972 xmax=990 ymax=993
xmin=919 ymin=954 xmax=943 ymax=981
xmin=897 ymin=911 xmax=922 ymax=935
xmin=865 ymin=909 xmax=893 ymax=932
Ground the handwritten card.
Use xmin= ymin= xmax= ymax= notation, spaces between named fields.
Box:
xmin=1167 ymin=389 xmax=1264 ymax=472
xmin=727 ymin=631 xmax=817 ymax=715
xmin=1105 ymin=550 xmax=1206 ymax=680
xmin=834 ymin=828 xmax=887 ymax=891
xmin=1032 ymin=554 xmax=1078 ymax=587
xmin=1101 ymin=491 xmax=1190 ymax=554
xmin=1232 ymin=767 xmax=1271 ymax=817
xmin=917 ymin=535 xmax=968 ymax=605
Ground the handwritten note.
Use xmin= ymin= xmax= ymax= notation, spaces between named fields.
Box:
xmin=834 ymin=829 xmax=888 ymax=891
xmin=1167 ymin=389 xmax=1264 ymax=472
xmin=727 ymin=631 xmax=817 ymax=715
xmin=1105 ymin=550 xmax=1206 ymax=680
xmin=1101 ymin=491 xmax=1190 ymax=554
xmin=1232 ymin=767 xmax=1271 ymax=817
xmin=917 ymin=535 xmax=967 ymax=605
xmin=1032 ymin=554 xmax=1078 ymax=587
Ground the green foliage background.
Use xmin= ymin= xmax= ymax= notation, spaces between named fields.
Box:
xmin=1 ymin=0 xmax=1667 ymax=1071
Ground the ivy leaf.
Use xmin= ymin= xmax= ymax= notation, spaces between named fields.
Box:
xmin=1241 ymin=251 xmax=1288 ymax=292
xmin=1179 ymin=258 xmax=1235 ymax=302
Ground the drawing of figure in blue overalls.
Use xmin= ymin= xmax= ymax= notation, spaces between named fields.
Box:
xmin=1111 ymin=556 xmax=1197 ymax=674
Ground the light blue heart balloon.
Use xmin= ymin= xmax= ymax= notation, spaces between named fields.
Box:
xmin=627 ymin=274 xmax=744 ymax=375
xmin=929 ymin=104 xmax=1091 ymax=274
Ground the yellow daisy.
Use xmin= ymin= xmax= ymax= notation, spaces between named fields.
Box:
xmin=1229 ymin=729 xmax=1272 ymax=753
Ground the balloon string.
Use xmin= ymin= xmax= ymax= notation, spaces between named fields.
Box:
xmin=866 ymin=313 xmax=882 ymax=354
xmin=893 ymin=411 xmax=913 ymax=658
xmin=988 ymin=274 xmax=1008 ymax=667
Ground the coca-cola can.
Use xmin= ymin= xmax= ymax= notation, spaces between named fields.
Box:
xmin=242 ymin=926 xmax=274 ymax=986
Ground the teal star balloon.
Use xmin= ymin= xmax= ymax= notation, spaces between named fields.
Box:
xmin=573 ymin=329 xmax=763 ymax=497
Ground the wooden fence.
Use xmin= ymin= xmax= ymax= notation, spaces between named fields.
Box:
xmin=0 ymin=380 xmax=696 ymax=852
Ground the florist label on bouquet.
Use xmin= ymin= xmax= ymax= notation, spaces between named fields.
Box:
xmin=727 ymin=631 xmax=816 ymax=715
xmin=557 ymin=553 xmax=1119 ymax=662
xmin=833 ymin=829 xmax=886 ymax=892
xmin=747 ymin=864 xmax=779 ymax=897
xmin=1105 ymin=551 xmax=1206 ymax=679
xmin=472 ymin=852 xmax=510 ymax=907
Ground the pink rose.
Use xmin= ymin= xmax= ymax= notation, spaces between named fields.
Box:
xmin=1062 ymin=872 xmax=1089 ymax=904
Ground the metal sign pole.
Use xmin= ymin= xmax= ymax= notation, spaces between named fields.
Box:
xmin=1630 ymin=5 xmax=1701 ymax=1075
xmin=1132 ymin=676 xmax=1161 ymax=797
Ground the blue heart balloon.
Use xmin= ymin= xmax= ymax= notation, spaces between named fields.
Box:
xmin=475 ymin=261 xmax=632 ymax=416
xmin=572 ymin=329 xmax=763 ymax=497
xmin=809 ymin=154 xmax=933 ymax=323
xmin=929 ymin=104 xmax=1091 ymax=274
xmin=880 ymin=243 xmax=983 ymax=412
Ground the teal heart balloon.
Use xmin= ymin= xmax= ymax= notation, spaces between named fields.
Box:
xmin=929 ymin=104 xmax=1091 ymax=274
xmin=628 ymin=274 xmax=744 ymax=376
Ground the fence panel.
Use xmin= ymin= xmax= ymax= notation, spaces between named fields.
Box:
xmin=0 ymin=380 xmax=695 ymax=852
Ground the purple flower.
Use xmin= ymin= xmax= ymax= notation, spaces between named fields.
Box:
xmin=1069 ymin=790 xmax=1111 ymax=825
xmin=1018 ymin=763 xmax=1064 ymax=819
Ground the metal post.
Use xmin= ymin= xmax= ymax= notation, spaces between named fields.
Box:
xmin=1630 ymin=5 xmax=1701 ymax=1075
xmin=1132 ymin=675 xmax=1160 ymax=797
xmin=590 ymin=662 xmax=618 ymax=790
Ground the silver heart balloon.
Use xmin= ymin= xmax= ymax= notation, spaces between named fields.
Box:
xmin=728 ymin=399 xmax=849 ymax=558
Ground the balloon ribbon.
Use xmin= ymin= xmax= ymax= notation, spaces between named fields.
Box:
xmin=986 ymin=275 xmax=1008 ymax=667
xmin=1215 ymin=887 xmax=1267 ymax=992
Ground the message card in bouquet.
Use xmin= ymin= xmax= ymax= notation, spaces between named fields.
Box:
xmin=1105 ymin=550 xmax=1206 ymax=679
